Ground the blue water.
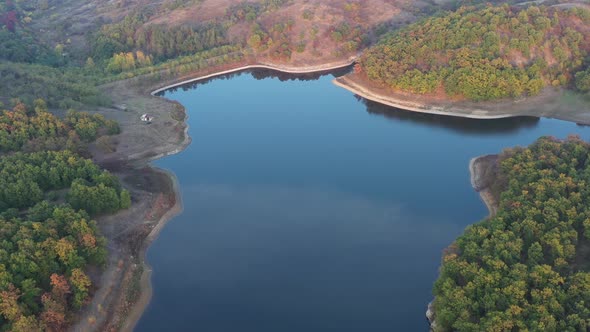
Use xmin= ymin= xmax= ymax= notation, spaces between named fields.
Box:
xmin=136 ymin=69 xmax=590 ymax=331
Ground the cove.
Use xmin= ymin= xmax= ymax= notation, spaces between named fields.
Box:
xmin=135 ymin=69 xmax=590 ymax=331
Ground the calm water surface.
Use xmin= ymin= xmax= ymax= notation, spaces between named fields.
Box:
xmin=136 ymin=69 xmax=590 ymax=331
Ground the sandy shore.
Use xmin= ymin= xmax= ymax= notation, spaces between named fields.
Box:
xmin=334 ymin=74 xmax=590 ymax=125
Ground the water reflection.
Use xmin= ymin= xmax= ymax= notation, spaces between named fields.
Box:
xmin=163 ymin=66 xmax=542 ymax=136
xmin=140 ymin=183 xmax=462 ymax=332
xmin=361 ymin=98 xmax=540 ymax=135
xmin=160 ymin=66 xmax=352 ymax=95
xmin=249 ymin=66 xmax=351 ymax=81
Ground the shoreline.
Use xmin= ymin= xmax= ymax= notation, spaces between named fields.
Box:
xmin=334 ymin=76 xmax=519 ymax=120
xmin=150 ymin=58 xmax=357 ymax=95
xmin=116 ymin=57 xmax=519 ymax=331
xmin=101 ymin=53 xmax=579 ymax=330
xmin=119 ymin=168 xmax=184 ymax=332
xmin=120 ymin=100 xmax=193 ymax=332
xmin=115 ymin=58 xmax=357 ymax=331
xmin=428 ymin=154 xmax=499 ymax=330
xmin=70 ymin=101 xmax=193 ymax=332
xmin=139 ymin=60 xmax=508 ymax=332
xmin=334 ymin=75 xmax=590 ymax=125
xmin=469 ymin=155 xmax=499 ymax=217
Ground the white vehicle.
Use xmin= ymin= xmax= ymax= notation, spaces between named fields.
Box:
xmin=140 ymin=114 xmax=153 ymax=123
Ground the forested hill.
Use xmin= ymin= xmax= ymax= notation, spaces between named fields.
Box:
xmin=359 ymin=5 xmax=590 ymax=101
xmin=434 ymin=136 xmax=590 ymax=330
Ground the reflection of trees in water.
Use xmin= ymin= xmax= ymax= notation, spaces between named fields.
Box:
xmin=158 ymin=66 xmax=352 ymax=95
xmin=173 ymin=71 xmax=246 ymax=93
xmin=360 ymin=97 xmax=541 ymax=135
xmin=249 ymin=66 xmax=352 ymax=81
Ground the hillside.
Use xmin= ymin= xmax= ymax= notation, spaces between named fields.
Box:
xmin=2 ymin=0 xmax=530 ymax=107
xmin=358 ymin=5 xmax=590 ymax=101
xmin=26 ymin=0 xmax=431 ymax=66
xmin=0 ymin=0 xmax=442 ymax=106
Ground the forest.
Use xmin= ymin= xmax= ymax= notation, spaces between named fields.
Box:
xmin=90 ymin=0 xmax=297 ymax=67
xmin=360 ymin=5 xmax=590 ymax=101
xmin=434 ymin=136 xmax=590 ymax=331
xmin=89 ymin=0 xmax=370 ymax=70
xmin=0 ymin=98 xmax=126 ymax=331
xmin=0 ymin=63 xmax=110 ymax=109
xmin=0 ymin=3 xmax=131 ymax=328
xmin=0 ymin=100 xmax=119 ymax=152
xmin=0 ymin=0 xmax=238 ymax=106
xmin=0 ymin=151 xmax=128 ymax=331
xmin=91 ymin=11 xmax=229 ymax=63
xmin=0 ymin=0 xmax=64 ymax=66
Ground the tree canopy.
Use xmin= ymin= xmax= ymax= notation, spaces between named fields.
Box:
xmin=434 ymin=136 xmax=590 ymax=331
xmin=576 ymin=68 xmax=590 ymax=93
xmin=360 ymin=5 xmax=590 ymax=101
xmin=0 ymin=148 xmax=130 ymax=330
xmin=0 ymin=101 xmax=119 ymax=152
xmin=0 ymin=93 xmax=126 ymax=330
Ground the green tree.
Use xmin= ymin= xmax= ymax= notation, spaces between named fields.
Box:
xmin=575 ymin=69 xmax=590 ymax=93
xmin=120 ymin=189 xmax=131 ymax=209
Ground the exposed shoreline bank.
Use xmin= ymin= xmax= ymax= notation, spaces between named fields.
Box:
xmin=334 ymin=75 xmax=590 ymax=125
xmin=118 ymin=102 xmax=194 ymax=332
xmin=469 ymin=155 xmax=499 ymax=217
xmin=334 ymin=76 xmax=516 ymax=120
xmin=119 ymin=169 xmax=184 ymax=332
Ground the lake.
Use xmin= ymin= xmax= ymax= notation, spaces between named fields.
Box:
xmin=136 ymin=68 xmax=590 ymax=331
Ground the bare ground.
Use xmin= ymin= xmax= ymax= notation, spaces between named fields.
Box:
xmin=470 ymin=155 xmax=500 ymax=217
xmin=70 ymin=166 xmax=179 ymax=332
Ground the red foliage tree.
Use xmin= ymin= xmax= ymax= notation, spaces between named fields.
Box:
xmin=49 ymin=274 xmax=71 ymax=302
xmin=1 ymin=11 xmax=18 ymax=32
xmin=40 ymin=293 xmax=66 ymax=332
